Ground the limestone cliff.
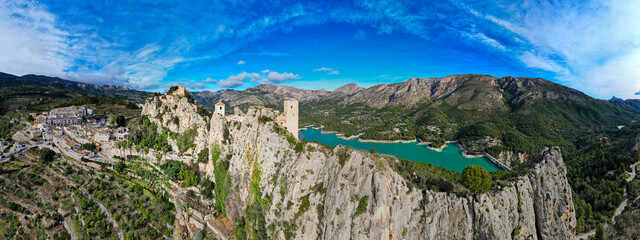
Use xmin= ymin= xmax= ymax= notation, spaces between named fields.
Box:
xmin=496 ymin=151 xmax=528 ymax=169
xmin=142 ymin=86 xmax=210 ymax=155
xmin=143 ymin=91 xmax=576 ymax=240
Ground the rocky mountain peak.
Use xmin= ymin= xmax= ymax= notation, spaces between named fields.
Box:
xmin=333 ymin=83 xmax=363 ymax=94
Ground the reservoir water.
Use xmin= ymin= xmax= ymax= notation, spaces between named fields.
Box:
xmin=299 ymin=127 xmax=501 ymax=173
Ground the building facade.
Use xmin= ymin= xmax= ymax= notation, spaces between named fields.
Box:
xmin=215 ymin=100 xmax=225 ymax=116
xmin=276 ymin=99 xmax=299 ymax=138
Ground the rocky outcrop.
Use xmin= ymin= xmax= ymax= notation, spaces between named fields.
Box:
xmin=142 ymin=86 xmax=209 ymax=155
xmin=146 ymin=88 xmax=576 ymax=239
xmin=496 ymin=151 xmax=528 ymax=169
xmin=529 ymin=149 xmax=576 ymax=239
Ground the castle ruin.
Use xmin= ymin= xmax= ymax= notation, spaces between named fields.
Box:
xmin=276 ymin=99 xmax=299 ymax=138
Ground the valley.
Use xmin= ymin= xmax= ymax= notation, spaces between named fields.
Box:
xmin=0 ymin=74 xmax=639 ymax=239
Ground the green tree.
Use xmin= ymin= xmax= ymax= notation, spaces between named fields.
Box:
xmin=82 ymin=142 xmax=97 ymax=151
xmin=431 ymin=138 xmax=445 ymax=148
xmin=199 ymin=178 xmax=214 ymax=199
xmin=39 ymin=147 xmax=56 ymax=162
xmin=111 ymin=115 xmax=126 ymax=127
xmin=198 ymin=148 xmax=209 ymax=163
xmin=594 ymin=224 xmax=604 ymax=240
xmin=183 ymin=169 xmax=199 ymax=187
xmin=461 ymin=165 xmax=492 ymax=194
xmin=114 ymin=161 xmax=126 ymax=173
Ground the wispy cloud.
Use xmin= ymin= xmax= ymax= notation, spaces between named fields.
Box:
xmin=456 ymin=0 xmax=640 ymax=98
xmin=237 ymin=60 xmax=245 ymax=65
xmin=0 ymin=0 xmax=70 ymax=76
xmin=314 ymin=67 xmax=340 ymax=75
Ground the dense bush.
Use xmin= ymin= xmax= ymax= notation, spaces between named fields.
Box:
xmin=431 ymin=138 xmax=445 ymax=148
xmin=110 ymin=115 xmax=127 ymax=127
xmin=82 ymin=142 xmax=97 ymax=151
xmin=161 ymin=160 xmax=186 ymax=181
xmin=39 ymin=147 xmax=56 ymax=162
xmin=258 ymin=116 xmax=273 ymax=123
xmin=114 ymin=161 xmax=126 ymax=173
xmin=125 ymin=115 xmax=172 ymax=153
xmin=461 ymin=165 xmax=492 ymax=194
xmin=0 ymin=122 xmax=15 ymax=140
xmin=199 ymin=179 xmax=214 ymax=199
xmin=176 ymin=128 xmax=197 ymax=153
xmin=355 ymin=196 xmax=369 ymax=216
xmin=198 ymin=148 xmax=209 ymax=163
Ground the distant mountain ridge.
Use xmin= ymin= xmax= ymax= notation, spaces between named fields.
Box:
xmin=0 ymin=72 xmax=151 ymax=115
xmin=609 ymin=96 xmax=640 ymax=113
xmin=192 ymin=74 xmax=604 ymax=111
xmin=0 ymin=72 xmax=146 ymax=98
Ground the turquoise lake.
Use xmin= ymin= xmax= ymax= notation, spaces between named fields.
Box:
xmin=299 ymin=127 xmax=501 ymax=173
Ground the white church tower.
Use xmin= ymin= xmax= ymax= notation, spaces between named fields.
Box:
xmin=215 ymin=100 xmax=225 ymax=116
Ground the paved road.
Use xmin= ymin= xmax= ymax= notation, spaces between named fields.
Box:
xmin=576 ymin=160 xmax=640 ymax=239
xmin=0 ymin=146 xmax=33 ymax=163
xmin=627 ymin=161 xmax=640 ymax=182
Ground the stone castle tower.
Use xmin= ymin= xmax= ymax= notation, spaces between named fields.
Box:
xmin=215 ymin=100 xmax=225 ymax=116
xmin=276 ymin=99 xmax=299 ymax=138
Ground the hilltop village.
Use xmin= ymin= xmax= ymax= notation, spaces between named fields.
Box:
xmin=5 ymin=85 xmax=300 ymax=163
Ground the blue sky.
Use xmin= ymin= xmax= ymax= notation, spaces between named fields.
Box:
xmin=1 ymin=0 xmax=639 ymax=98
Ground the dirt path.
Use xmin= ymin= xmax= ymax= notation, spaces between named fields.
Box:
xmin=63 ymin=217 xmax=78 ymax=240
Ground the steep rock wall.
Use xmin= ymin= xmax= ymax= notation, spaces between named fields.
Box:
xmin=144 ymin=93 xmax=576 ymax=239
xmin=207 ymin=108 xmax=576 ymax=239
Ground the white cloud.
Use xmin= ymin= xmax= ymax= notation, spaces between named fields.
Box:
xmin=519 ymin=52 xmax=568 ymax=75
xmin=237 ymin=60 xmax=245 ymax=65
xmin=464 ymin=32 xmax=505 ymax=51
xmin=461 ymin=0 xmax=640 ymax=98
xmin=216 ymin=72 xmax=261 ymax=88
xmin=564 ymin=48 xmax=640 ymax=99
xmin=266 ymin=71 xmax=300 ymax=83
xmin=314 ymin=67 xmax=340 ymax=75
xmin=0 ymin=0 xmax=70 ymax=76
xmin=203 ymin=70 xmax=299 ymax=88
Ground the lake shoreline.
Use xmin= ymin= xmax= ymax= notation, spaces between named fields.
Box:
xmin=358 ymin=138 xmax=417 ymax=143
xmin=420 ymin=140 xmax=457 ymax=152
xmin=299 ymin=126 xmax=500 ymax=172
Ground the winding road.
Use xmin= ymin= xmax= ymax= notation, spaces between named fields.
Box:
xmin=576 ymin=160 xmax=640 ymax=239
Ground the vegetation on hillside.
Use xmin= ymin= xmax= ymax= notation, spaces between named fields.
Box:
xmin=121 ymin=115 xmax=172 ymax=154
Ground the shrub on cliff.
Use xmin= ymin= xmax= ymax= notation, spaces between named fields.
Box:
xmin=461 ymin=165 xmax=492 ymax=194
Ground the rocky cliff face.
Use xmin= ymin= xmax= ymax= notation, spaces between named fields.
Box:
xmin=496 ymin=151 xmax=528 ymax=169
xmin=143 ymin=91 xmax=576 ymax=239
xmin=142 ymin=87 xmax=210 ymax=155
